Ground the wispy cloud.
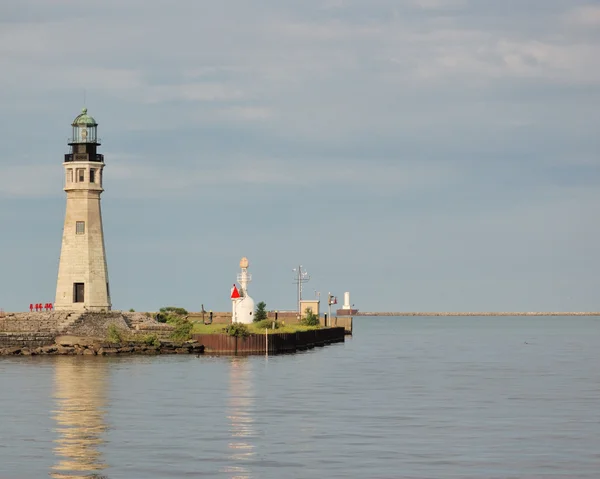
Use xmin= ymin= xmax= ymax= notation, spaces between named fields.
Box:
xmin=0 ymin=0 xmax=599 ymax=311
xmin=567 ymin=5 xmax=600 ymax=27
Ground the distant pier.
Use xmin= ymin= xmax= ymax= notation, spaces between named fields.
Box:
xmin=355 ymin=312 xmax=600 ymax=317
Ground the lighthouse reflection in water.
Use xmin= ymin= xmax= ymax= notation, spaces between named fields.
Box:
xmin=51 ymin=358 xmax=108 ymax=479
xmin=222 ymin=357 xmax=257 ymax=479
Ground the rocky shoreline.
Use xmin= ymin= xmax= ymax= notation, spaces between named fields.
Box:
xmin=0 ymin=336 xmax=204 ymax=357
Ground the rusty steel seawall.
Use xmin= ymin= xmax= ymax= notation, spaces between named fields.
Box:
xmin=193 ymin=327 xmax=346 ymax=355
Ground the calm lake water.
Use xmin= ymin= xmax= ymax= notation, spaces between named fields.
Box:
xmin=1 ymin=316 xmax=600 ymax=479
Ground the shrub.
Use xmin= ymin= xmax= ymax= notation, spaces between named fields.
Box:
xmin=157 ymin=306 xmax=188 ymax=324
xmin=301 ymin=308 xmax=320 ymax=326
xmin=107 ymin=324 xmax=123 ymax=343
xmin=129 ymin=308 xmax=135 ymax=312
xmin=160 ymin=306 xmax=188 ymax=316
xmin=142 ymin=334 xmax=160 ymax=347
xmin=254 ymin=301 xmax=268 ymax=322
xmin=255 ymin=319 xmax=279 ymax=330
xmin=223 ymin=323 xmax=250 ymax=338
xmin=170 ymin=318 xmax=193 ymax=341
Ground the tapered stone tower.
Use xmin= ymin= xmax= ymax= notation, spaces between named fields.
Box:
xmin=55 ymin=108 xmax=111 ymax=312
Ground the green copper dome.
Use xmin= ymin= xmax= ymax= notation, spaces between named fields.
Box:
xmin=72 ymin=107 xmax=97 ymax=126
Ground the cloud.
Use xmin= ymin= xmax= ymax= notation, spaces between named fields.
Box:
xmin=137 ymin=83 xmax=245 ymax=104
xmin=567 ymin=5 xmax=600 ymax=27
xmin=413 ymin=0 xmax=467 ymax=10
xmin=216 ymin=106 xmax=275 ymax=121
xmin=0 ymin=0 xmax=599 ymax=311
xmin=0 ymin=153 xmax=461 ymax=200
xmin=0 ymin=165 xmax=61 ymax=198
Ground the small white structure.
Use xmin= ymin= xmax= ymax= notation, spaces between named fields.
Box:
xmin=231 ymin=257 xmax=255 ymax=324
xmin=342 ymin=292 xmax=351 ymax=310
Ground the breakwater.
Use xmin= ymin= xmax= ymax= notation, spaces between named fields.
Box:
xmin=193 ymin=327 xmax=346 ymax=355
xmin=356 ymin=312 xmax=600 ymax=316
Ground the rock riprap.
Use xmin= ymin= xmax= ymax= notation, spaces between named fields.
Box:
xmin=0 ymin=335 xmax=204 ymax=356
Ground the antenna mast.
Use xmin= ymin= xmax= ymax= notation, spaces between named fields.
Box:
xmin=292 ymin=265 xmax=311 ymax=319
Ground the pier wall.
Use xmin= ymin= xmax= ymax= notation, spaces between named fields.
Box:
xmin=193 ymin=327 xmax=345 ymax=355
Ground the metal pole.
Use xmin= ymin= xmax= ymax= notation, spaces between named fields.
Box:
xmin=297 ymin=265 xmax=301 ymax=319
xmin=265 ymin=328 xmax=268 ymax=356
xmin=328 ymin=292 xmax=331 ymax=328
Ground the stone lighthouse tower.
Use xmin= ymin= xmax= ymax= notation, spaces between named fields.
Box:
xmin=54 ymin=108 xmax=111 ymax=312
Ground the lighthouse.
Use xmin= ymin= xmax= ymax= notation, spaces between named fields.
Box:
xmin=231 ymin=257 xmax=255 ymax=324
xmin=54 ymin=108 xmax=111 ymax=312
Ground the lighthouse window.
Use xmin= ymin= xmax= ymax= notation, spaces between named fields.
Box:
xmin=76 ymin=221 xmax=85 ymax=235
xmin=77 ymin=169 xmax=85 ymax=182
xmin=67 ymin=169 xmax=73 ymax=183
xmin=90 ymin=169 xmax=96 ymax=183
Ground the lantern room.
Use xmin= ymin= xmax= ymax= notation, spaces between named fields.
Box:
xmin=65 ymin=108 xmax=103 ymax=163
xmin=69 ymin=108 xmax=99 ymax=144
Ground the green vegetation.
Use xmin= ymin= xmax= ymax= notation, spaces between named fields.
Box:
xmin=223 ymin=323 xmax=250 ymax=338
xmin=128 ymin=308 xmax=135 ymax=312
xmin=170 ymin=319 xmax=193 ymax=341
xmin=156 ymin=306 xmax=189 ymax=322
xmin=191 ymin=321 xmax=320 ymax=335
xmin=255 ymin=319 xmax=278 ymax=330
xmin=105 ymin=327 xmax=162 ymax=346
xmin=155 ymin=306 xmax=193 ymax=341
xmin=301 ymin=308 xmax=320 ymax=326
xmin=106 ymin=324 xmax=123 ymax=343
xmin=191 ymin=322 xmax=227 ymax=334
xmin=142 ymin=334 xmax=160 ymax=347
xmin=254 ymin=301 xmax=268 ymax=322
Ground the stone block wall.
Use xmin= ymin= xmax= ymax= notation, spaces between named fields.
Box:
xmin=0 ymin=312 xmax=75 ymax=332
xmin=0 ymin=311 xmax=178 ymax=349
xmin=63 ymin=312 xmax=131 ymax=337
xmin=0 ymin=332 xmax=57 ymax=348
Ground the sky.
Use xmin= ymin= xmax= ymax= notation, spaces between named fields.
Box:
xmin=0 ymin=0 xmax=599 ymax=313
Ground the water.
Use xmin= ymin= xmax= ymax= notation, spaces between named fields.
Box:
xmin=1 ymin=316 xmax=600 ymax=478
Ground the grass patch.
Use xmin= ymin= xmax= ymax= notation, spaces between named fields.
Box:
xmin=191 ymin=323 xmax=227 ymax=334
xmin=191 ymin=321 xmax=321 ymax=335
xmin=267 ymin=323 xmax=321 ymax=334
